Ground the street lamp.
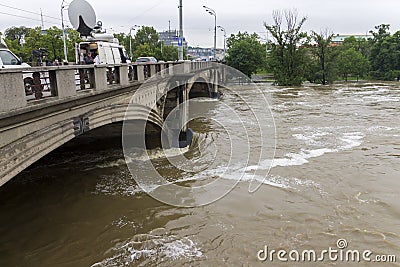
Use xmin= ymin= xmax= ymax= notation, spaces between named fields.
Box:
xmin=129 ymin=25 xmax=139 ymax=60
xmin=61 ymin=0 xmax=69 ymax=63
xmin=217 ymin=25 xmax=226 ymax=61
xmin=178 ymin=0 xmax=184 ymax=61
xmin=203 ymin=5 xmax=216 ymax=61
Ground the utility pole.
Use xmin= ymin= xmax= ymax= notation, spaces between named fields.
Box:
xmin=40 ymin=9 xmax=44 ymax=30
xmin=61 ymin=0 xmax=68 ymax=63
xmin=178 ymin=0 xmax=183 ymax=61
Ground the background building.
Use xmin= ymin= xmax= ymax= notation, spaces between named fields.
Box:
xmin=158 ymin=29 xmax=188 ymax=49
xmin=331 ymin=34 xmax=372 ymax=46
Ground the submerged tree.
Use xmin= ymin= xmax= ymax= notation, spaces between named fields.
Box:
xmin=265 ymin=9 xmax=308 ymax=86
xmin=336 ymin=47 xmax=369 ymax=81
xmin=369 ymin=24 xmax=400 ymax=80
xmin=310 ymin=29 xmax=337 ymax=84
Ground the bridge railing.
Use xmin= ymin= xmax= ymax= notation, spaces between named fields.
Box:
xmin=0 ymin=61 xmax=214 ymax=113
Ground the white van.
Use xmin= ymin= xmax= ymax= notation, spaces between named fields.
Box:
xmin=76 ymin=34 xmax=130 ymax=65
xmin=0 ymin=48 xmax=30 ymax=69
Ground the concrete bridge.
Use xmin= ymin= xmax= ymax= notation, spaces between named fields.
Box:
xmin=0 ymin=61 xmax=226 ymax=187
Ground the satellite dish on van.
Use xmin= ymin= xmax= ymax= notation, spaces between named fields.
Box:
xmin=68 ymin=0 xmax=96 ymax=36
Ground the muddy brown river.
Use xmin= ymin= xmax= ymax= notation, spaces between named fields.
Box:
xmin=0 ymin=82 xmax=399 ymax=266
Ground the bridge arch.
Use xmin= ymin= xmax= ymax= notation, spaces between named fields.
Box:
xmin=188 ymin=77 xmax=211 ymax=99
xmin=0 ymin=103 xmax=163 ymax=186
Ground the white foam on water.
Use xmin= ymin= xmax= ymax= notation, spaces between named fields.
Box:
xmin=91 ymin=230 xmax=203 ymax=266
xmin=112 ymin=216 xmax=139 ymax=229
xmin=339 ymin=132 xmax=364 ymax=150
xmin=240 ymin=128 xmax=366 ymax=173
xmin=272 ymin=148 xmax=337 ymax=167
xmin=362 ymin=94 xmax=400 ymax=102
xmin=95 ymin=159 xmax=127 ymax=169
xmin=93 ymin=171 xmax=143 ymax=197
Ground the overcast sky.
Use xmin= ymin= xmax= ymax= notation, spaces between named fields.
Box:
xmin=1 ymin=0 xmax=400 ymax=47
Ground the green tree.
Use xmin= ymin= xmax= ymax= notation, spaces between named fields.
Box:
xmin=310 ymin=29 xmax=337 ymax=84
xmin=225 ymin=32 xmax=266 ymax=78
xmin=369 ymin=24 xmax=400 ymax=80
xmin=341 ymin=36 xmax=371 ymax=59
xmin=114 ymin=32 xmax=130 ymax=57
xmin=133 ymin=26 xmax=160 ymax=55
xmin=265 ymin=10 xmax=308 ymax=86
xmin=160 ymin=44 xmax=178 ymax=61
xmin=337 ymin=48 xmax=369 ymax=81
xmin=132 ymin=43 xmax=153 ymax=60
xmin=4 ymin=26 xmax=30 ymax=44
xmin=4 ymin=26 xmax=81 ymax=63
xmin=66 ymin=28 xmax=82 ymax=61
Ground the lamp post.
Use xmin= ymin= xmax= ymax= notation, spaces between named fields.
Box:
xmin=203 ymin=5 xmax=216 ymax=61
xmin=61 ymin=0 xmax=68 ymax=63
xmin=217 ymin=25 xmax=226 ymax=61
xmin=129 ymin=25 xmax=139 ymax=61
xmin=178 ymin=0 xmax=184 ymax=61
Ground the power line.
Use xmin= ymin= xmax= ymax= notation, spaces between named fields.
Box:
xmin=0 ymin=11 xmax=58 ymax=24
xmin=0 ymin=3 xmax=67 ymax=23
xmin=128 ymin=0 xmax=163 ymax=24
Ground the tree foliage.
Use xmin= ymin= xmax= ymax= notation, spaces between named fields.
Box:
xmin=3 ymin=26 xmax=81 ymax=63
xmin=160 ymin=45 xmax=179 ymax=61
xmin=118 ymin=26 xmax=182 ymax=61
xmin=336 ymin=48 xmax=369 ymax=81
xmin=225 ymin=32 xmax=266 ymax=78
xmin=265 ymin=10 xmax=308 ymax=86
xmin=309 ymin=29 xmax=336 ymax=84
xmin=369 ymin=24 xmax=400 ymax=80
xmin=4 ymin=26 xmax=29 ymax=44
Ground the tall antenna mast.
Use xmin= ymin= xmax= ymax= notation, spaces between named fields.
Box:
xmin=40 ymin=9 xmax=44 ymax=30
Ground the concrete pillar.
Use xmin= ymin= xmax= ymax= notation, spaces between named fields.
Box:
xmin=168 ymin=63 xmax=174 ymax=75
xmin=159 ymin=64 xmax=165 ymax=78
xmin=119 ymin=65 xmax=129 ymax=86
xmin=137 ymin=65 xmax=145 ymax=81
xmin=211 ymin=68 xmax=219 ymax=99
xmin=178 ymin=82 xmax=192 ymax=148
xmin=55 ymin=69 xmax=76 ymax=98
xmin=183 ymin=62 xmax=191 ymax=73
xmin=94 ymin=66 xmax=107 ymax=90
xmin=0 ymin=72 xmax=27 ymax=112
xmin=150 ymin=65 xmax=156 ymax=78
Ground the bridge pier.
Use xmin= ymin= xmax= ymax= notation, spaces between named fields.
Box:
xmin=178 ymin=80 xmax=192 ymax=148
xmin=210 ymin=67 xmax=222 ymax=99
xmin=162 ymin=77 xmax=193 ymax=149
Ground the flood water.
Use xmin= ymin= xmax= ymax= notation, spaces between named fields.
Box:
xmin=0 ymin=82 xmax=399 ymax=266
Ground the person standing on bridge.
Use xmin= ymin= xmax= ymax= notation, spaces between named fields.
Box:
xmin=94 ymin=53 xmax=101 ymax=65
xmin=84 ymin=52 xmax=94 ymax=64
